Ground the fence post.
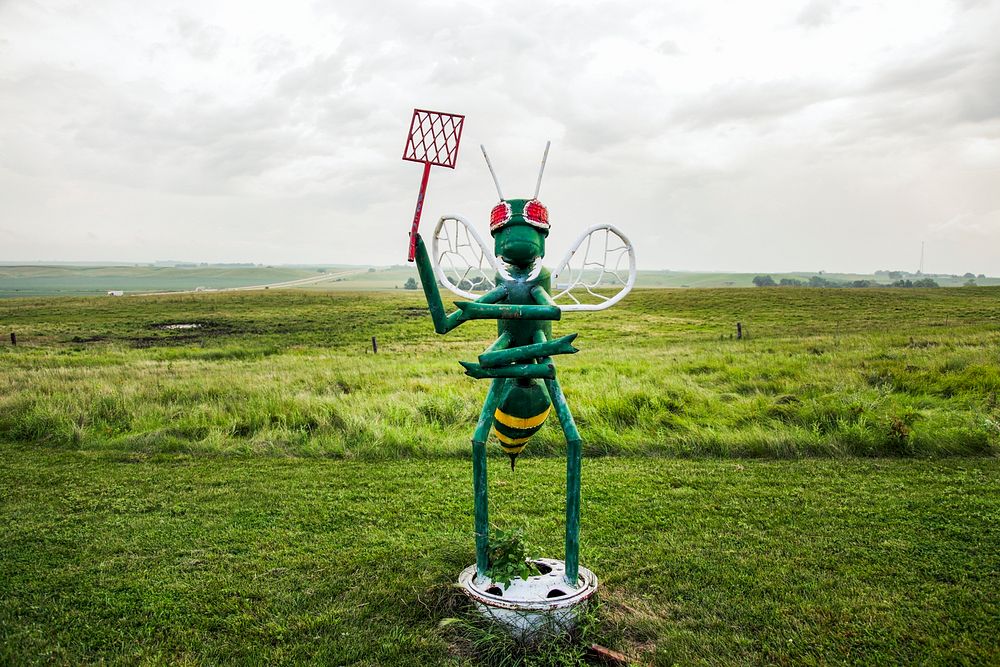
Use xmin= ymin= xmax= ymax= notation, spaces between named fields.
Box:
xmin=736 ymin=322 xmax=742 ymax=340
xmin=371 ymin=336 xmax=378 ymax=354
xmin=10 ymin=332 xmax=15 ymax=346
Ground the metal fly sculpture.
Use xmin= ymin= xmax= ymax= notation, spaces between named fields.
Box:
xmin=410 ymin=140 xmax=636 ymax=586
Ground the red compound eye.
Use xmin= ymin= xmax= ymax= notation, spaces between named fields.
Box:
xmin=490 ymin=202 xmax=511 ymax=229
xmin=525 ymin=200 xmax=549 ymax=227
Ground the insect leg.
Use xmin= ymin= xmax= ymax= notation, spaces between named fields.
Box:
xmin=534 ymin=332 xmax=584 ymax=587
xmin=471 ymin=377 xmax=507 ymax=580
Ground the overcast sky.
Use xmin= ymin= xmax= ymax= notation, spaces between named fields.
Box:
xmin=1 ymin=0 xmax=998 ymax=274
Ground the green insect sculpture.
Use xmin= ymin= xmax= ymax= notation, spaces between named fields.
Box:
xmin=411 ymin=141 xmax=637 ymax=585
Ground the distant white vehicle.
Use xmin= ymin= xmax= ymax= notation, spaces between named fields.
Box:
xmin=107 ymin=290 xmax=124 ymax=297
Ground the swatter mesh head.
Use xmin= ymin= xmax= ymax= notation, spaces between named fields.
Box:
xmin=402 ymin=109 xmax=465 ymax=168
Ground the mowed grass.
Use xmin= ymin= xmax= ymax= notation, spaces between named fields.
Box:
xmin=1 ymin=287 xmax=999 ymax=459
xmin=1 ymin=448 xmax=997 ymax=665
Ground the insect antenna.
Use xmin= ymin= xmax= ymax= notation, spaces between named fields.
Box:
xmin=533 ymin=140 xmax=551 ymax=199
xmin=480 ymin=144 xmax=504 ymax=201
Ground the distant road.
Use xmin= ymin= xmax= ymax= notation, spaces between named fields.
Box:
xmin=134 ymin=269 xmax=364 ymax=296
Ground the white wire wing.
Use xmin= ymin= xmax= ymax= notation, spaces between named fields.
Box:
xmin=550 ymin=224 xmax=637 ymax=311
xmin=431 ymin=215 xmax=511 ymax=300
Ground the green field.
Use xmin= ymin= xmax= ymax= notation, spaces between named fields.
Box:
xmin=2 ymin=288 xmax=998 ymax=458
xmin=635 ymin=270 xmax=1000 ymax=289
xmin=332 ymin=268 xmax=1000 ymax=291
xmin=0 ymin=265 xmax=330 ymax=298
xmin=4 ymin=264 xmax=996 ymax=298
xmin=2 ymin=287 xmax=999 ymax=664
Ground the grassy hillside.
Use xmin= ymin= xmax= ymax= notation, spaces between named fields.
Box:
xmin=4 ymin=264 xmax=996 ymax=297
xmin=0 ymin=265 xmax=333 ymax=297
xmin=636 ymin=270 xmax=1000 ymax=288
xmin=1 ymin=287 xmax=998 ymax=459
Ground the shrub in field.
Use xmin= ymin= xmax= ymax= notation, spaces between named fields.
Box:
xmin=885 ymin=415 xmax=914 ymax=455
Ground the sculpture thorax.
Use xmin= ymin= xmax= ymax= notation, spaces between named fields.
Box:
xmin=502 ymin=266 xmax=550 ymax=305
xmin=497 ymin=267 xmax=552 ymax=344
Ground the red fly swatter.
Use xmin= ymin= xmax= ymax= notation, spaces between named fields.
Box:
xmin=402 ymin=109 xmax=465 ymax=261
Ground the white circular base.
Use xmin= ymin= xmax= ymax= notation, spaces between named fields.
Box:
xmin=458 ymin=559 xmax=598 ymax=640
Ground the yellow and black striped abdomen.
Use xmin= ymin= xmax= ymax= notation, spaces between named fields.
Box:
xmin=493 ymin=406 xmax=551 ymax=453
xmin=492 ymin=380 xmax=551 ymax=469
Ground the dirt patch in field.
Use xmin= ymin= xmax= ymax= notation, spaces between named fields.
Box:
xmin=156 ymin=323 xmax=202 ymax=330
xmin=148 ymin=320 xmax=232 ymax=332
xmin=130 ymin=321 xmax=239 ymax=348
xmin=69 ymin=335 xmax=109 ymax=343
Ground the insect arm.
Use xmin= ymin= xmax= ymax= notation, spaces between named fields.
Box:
xmin=478 ymin=333 xmax=578 ymax=367
xmin=414 ymin=234 xmax=507 ymax=334
xmin=453 ymin=302 xmax=560 ymax=321
xmin=460 ymin=361 xmax=555 ymax=379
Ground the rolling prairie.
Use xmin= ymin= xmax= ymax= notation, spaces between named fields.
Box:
xmin=2 ymin=287 xmax=998 ymax=459
xmin=4 ymin=263 xmax=998 ymax=298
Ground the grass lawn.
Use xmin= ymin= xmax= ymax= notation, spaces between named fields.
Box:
xmin=1 ymin=448 xmax=997 ymax=665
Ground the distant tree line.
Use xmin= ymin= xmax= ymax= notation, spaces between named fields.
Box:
xmin=877 ymin=270 xmax=985 ymax=280
xmin=402 ymin=277 xmax=492 ymax=291
xmin=456 ymin=279 xmax=492 ymax=292
xmin=753 ymin=275 xmax=940 ymax=288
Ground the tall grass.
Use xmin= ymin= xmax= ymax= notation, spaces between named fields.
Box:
xmin=1 ymin=288 xmax=998 ymax=458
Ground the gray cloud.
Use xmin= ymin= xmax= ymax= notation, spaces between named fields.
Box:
xmin=670 ymin=79 xmax=840 ymax=128
xmin=867 ymin=46 xmax=975 ymax=95
xmin=176 ymin=16 xmax=223 ymax=61
xmin=253 ymin=35 xmax=297 ymax=73
xmin=796 ymin=0 xmax=839 ymax=28
xmin=657 ymin=40 xmax=681 ymax=55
